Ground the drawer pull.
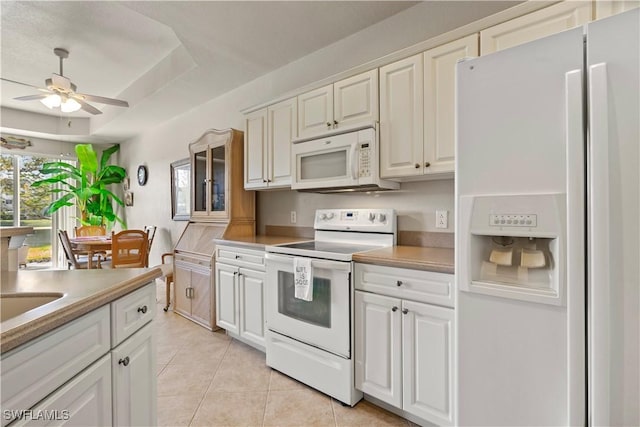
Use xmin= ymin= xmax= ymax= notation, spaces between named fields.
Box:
xmin=396 ymin=280 xmax=403 ymax=287
xmin=391 ymin=306 xmax=398 ymax=312
xmin=118 ymin=356 xmax=130 ymax=367
xmin=235 ymin=255 xmax=241 ymax=259
xmin=137 ymin=305 xmax=148 ymax=314
xmin=402 ymin=308 xmax=409 ymax=315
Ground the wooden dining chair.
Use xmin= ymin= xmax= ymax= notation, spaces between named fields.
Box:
xmin=74 ymin=225 xmax=107 ymax=237
xmin=160 ymin=252 xmax=174 ymax=311
xmin=144 ymin=225 xmax=157 ymax=267
xmin=110 ymin=230 xmax=149 ymax=268
xmin=58 ymin=230 xmax=103 ymax=269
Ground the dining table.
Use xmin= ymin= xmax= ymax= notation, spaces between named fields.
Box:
xmin=69 ymin=235 xmax=112 ymax=269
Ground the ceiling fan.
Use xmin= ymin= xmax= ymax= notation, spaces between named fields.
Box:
xmin=1 ymin=47 xmax=129 ymax=115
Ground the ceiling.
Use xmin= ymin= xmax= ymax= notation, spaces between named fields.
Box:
xmin=0 ymin=1 xmax=518 ymax=145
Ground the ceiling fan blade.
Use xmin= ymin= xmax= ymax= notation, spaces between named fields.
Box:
xmin=51 ymin=74 xmax=71 ymax=91
xmin=76 ymin=99 xmax=103 ymax=115
xmin=1 ymin=77 xmax=49 ymax=92
xmin=14 ymin=94 xmax=48 ymax=101
xmin=73 ymin=92 xmax=129 ymax=108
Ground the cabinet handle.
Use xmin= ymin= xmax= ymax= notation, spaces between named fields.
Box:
xmin=235 ymin=255 xmax=241 ymax=259
xmin=326 ymin=122 xmax=332 ymax=128
xmin=233 ymin=271 xmax=238 ymax=276
xmin=118 ymin=356 xmax=130 ymax=367
xmin=391 ymin=306 xmax=398 ymax=312
xmin=185 ymin=288 xmax=189 ymax=298
xmin=137 ymin=305 xmax=148 ymax=314
xmin=402 ymin=308 xmax=409 ymax=315
xmin=333 ymin=120 xmax=338 ymax=128
xmin=396 ymin=280 xmax=403 ymax=287
xmin=425 ymin=162 xmax=431 ymax=168
xmin=262 ymin=179 xmax=267 ymax=183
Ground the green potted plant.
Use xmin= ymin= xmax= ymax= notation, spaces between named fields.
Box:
xmin=32 ymin=143 xmax=127 ymax=228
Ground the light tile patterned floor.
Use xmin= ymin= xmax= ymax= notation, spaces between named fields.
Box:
xmin=154 ymin=287 xmax=414 ymax=427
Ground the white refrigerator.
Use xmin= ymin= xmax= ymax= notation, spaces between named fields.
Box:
xmin=455 ymin=9 xmax=638 ymax=426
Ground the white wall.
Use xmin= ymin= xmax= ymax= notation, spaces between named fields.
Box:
xmin=119 ymin=2 xmax=520 ymax=263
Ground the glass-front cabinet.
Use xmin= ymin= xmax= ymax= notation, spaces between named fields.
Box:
xmin=190 ymin=130 xmax=230 ymax=221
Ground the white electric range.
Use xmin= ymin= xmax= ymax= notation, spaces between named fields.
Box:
xmin=265 ymin=208 xmax=396 ymax=406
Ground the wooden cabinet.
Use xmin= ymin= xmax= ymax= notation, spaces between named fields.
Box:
xmin=244 ymin=97 xmax=297 ymax=190
xmin=480 ymin=1 xmax=591 ymax=54
xmin=298 ymin=69 xmax=378 ymax=139
xmin=189 ymin=128 xmax=255 ymax=230
xmin=380 ymin=35 xmax=477 ymax=180
xmin=174 ymin=254 xmax=214 ymax=330
xmin=215 ymin=245 xmax=266 ymax=350
xmin=354 ymin=264 xmax=455 ymax=426
xmin=111 ymin=322 xmax=156 ymax=427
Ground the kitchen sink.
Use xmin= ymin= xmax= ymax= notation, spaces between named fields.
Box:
xmin=0 ymin=293 xmax=64 ymax=322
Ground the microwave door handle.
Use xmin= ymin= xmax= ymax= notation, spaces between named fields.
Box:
xmin=350 ymin=143 xmax=358 ymax=180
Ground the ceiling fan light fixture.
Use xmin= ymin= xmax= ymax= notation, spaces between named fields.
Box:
xmin=60 ymin=97 xmax=81 ymax=113
xmin=41 ymin=94 xmax=61 ymax=109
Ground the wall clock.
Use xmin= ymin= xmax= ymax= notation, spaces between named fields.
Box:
xmin=137 ymin=165 xmax=148 ymax=186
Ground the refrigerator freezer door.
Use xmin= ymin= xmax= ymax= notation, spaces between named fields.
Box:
xmin=587 ymin=9 xmax=639 ymax=427
xmin=456 ymin=27 xmax=585 ymax=426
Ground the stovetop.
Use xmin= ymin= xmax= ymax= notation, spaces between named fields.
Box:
xmin=276 ymin=240 xmax=383 ymax=255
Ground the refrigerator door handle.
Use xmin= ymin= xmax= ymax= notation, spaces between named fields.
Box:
xmin=588 ymin=62 xmax=611 ymax=425
xmin=565 ymin=68 xmax=586 ymax=426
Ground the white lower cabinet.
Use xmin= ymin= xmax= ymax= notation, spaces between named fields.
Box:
xmin=355 ymin=264 xmax=455 ymax=426
xmin=215 ymin=245 xmax=266 ymax=350
xmin=0 ymin=282 xmax=157 ymax=427
xmin=111 ymin=322 xmax=156 ymax=426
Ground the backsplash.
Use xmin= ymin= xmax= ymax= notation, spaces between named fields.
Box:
xmin=257 ymin=179 xmax=454 ymax=234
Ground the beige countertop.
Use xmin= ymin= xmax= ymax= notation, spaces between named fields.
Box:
xmin=214 ymin=235 xmax=311 ymax=250
xmin=1 ymin=267 xmax=163 ymax=353
xmin=353 ymin=246 xmax=455 ymax=274
xmin=0 ymin=226 xmax=34 ymax=238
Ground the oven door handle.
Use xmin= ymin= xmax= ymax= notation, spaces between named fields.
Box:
xmin=266 ymin=253 xmax=350 ymax=272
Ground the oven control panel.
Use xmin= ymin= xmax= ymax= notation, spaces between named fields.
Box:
xmin=315 ymin=208 xmax=396 ymax=233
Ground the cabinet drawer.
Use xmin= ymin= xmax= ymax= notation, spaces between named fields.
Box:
xmin=174 ymin=253 xmax=211 ymax=268
xmin=1 ymin=306 xmax=110 ymax=426
xmin=216 ymin=246 xmax=265 ymax=271
xmin=355 ymin=263 xmax=454 ymax=308
xmin=111 ymin=283 xmax=155 ymax=347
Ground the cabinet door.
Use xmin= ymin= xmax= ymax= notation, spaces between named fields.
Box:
xmin=379 ymin=54 xmax=424 ymax=178
xmin=14 ymin=354 xmax=112 ymax=427
xmin=268 ymin=98 xmax=297 ymax=188
xmin=209 ymin=143 xmax=228 ymax=220
xmin=334 ymin=69 xmax=379 ymax=129
xmin=174 ymin=263 xmax=191 ymax=318
xmin=424 ymin=34 xmax=478 ymax=175
xmin=480 ymin=1 xmax=591 ymax=54
xmin=190 ymin=267 xmax=213 ymax=329
xmin=239 ymin=268 xmax=266 ymax=348
xmin=215 ymin=262 xmax=239 ymax=333
xmin=244 ymin=109 xmax=268 ymax=189
xmin=297 ymin=84 xmax=333 ymax=139
xmin=402 ymin=301 xmax=454 ymax=426
xmin=112 ymin=322 xmax=156 ymax=427
xmin=354 ymin=291 xmax=402 ymax=408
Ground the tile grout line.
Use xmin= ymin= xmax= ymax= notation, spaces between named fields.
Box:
xmin=330 ymin=398 xmax=338 ymax=427
xmin=262 ymin=370 xmax=274 ymax=427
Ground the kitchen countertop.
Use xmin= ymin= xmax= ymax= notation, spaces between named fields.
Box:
xmin=214 ymin=235 xmax=311 ymax=250
xmin=353 ymin=246 xmax=455 ymax=274
xmin=1 ymin=267 xmax=163 ymax=354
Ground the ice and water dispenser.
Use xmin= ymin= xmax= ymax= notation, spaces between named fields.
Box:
xmin=458 ymin=194 xmax=565 ymax=305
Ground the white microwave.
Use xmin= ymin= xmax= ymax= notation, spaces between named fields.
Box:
xmin=291 ymin=125 xmax=399 ymax=192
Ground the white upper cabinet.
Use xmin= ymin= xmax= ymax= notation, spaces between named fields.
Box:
xmin=379 ymin=54 xmax=424 ymax=179
xmin=244 ymin=97 xmax=297 ymax=190
xmin=424 ymin=33 xmax=478 ymax=175
xmin=595 ymin=1 xmax=639 ymax=19
xmin=480 ymin=1 xmax=592 ymax=54
xmin=380 ymin=35 xmax=476 ymax=180
xmin=298 ymin=69 xmax=378 ymax=139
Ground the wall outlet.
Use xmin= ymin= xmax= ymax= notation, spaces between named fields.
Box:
xmin=290 ymin=211 xmax=297 ymax=224
xmin=436 ymin=210 xmax=448 ymax=229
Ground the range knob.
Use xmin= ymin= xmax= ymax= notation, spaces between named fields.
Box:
xmin=368 ymin=212 xmax=376 ymax=222
xmin=326 ymin=212 xmax=334 ymax=220
xmin=320 ymin=213 xmax=327 ymax=220
xmin=377 ymin=213 xmax=386 ymax=222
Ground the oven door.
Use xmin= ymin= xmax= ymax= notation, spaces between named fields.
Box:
xmin=266 ymin=252 xmax=351 ymax=358
xmin=291 ymin=131 xmax=359 ymax=190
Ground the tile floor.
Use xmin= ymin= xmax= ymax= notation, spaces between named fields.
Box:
xmin=154 ymin=284 xmax=416 ymax=427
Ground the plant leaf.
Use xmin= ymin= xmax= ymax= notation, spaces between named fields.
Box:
xmin=75 ymin=144 xmax=98 ymax=175
xmin=100 ymin=144 xmax=120 ymax=171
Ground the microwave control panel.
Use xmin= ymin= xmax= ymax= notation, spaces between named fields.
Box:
xmin=359 ymin=143 xmax=371 ymax=177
